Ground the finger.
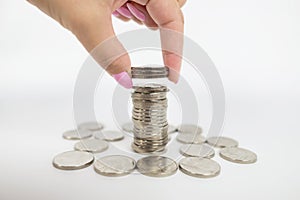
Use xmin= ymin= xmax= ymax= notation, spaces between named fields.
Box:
xmin=112 ymin=10 xmax=131 ymax=22
xmin=126 ymin=2 xmax=145 ymax=22
xmin=117 ymin=6 xmax=133 ymax=19
xmin=146 ymin=0 xmax=184 ymax=83
xmin=178 ymin=0 xmax=187 ymax=7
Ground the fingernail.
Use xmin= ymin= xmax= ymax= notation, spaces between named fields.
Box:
xmin=112 ymin=10 xmax=120 ymax=17
xmin=126 ymin=3 xmax=146 ymax=22
xmin=117 ymin=7 xmax=133 ymax=19
xmin=112 ymin=71 xmax=133 ymax=89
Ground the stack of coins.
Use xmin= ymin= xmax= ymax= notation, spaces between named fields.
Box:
xmin=131 ymin=83 xmax=169 ymax=153
xmin=131 ymin=67 xmax=169 ymax=79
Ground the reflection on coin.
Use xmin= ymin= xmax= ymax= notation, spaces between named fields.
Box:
xmin=122 ymin=122 xmax=134 ymax=133
xmin=94 ymin=130 xmax=124 ymax=141
xmin=206 ymin=136 xmax=238 ymax=148
xmin=53 ymin=151 xmax=94 ymax=170
xmin=137 ymin=156 xmax=178 ymax=177
xmin=219 ymin=147 xmax=257 ymax=164
xmin=94 ymin=155 xmax=136 ymax=177
xmin=74 ymin=139 xmax=109 ymax=153
xmin=168 ymin=125 xmax=177 ymax=134
xmin=62 ymin=129 xmax=93 ymax=140
xmin=179 ymin=157 xmax=220 ymax=178
xmin=78 ymin=122 xmax=104 ymax=131
xmin=180 ymin=144 xmax=215 ymax=158
xmin=177 ymin=133 xmax=206 ymax=144
xmin=178 ymin=124 xmax=202 ymax=134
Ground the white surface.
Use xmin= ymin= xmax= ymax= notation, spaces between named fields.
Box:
xmin=1 ymin=0 xmax=300 ymax=199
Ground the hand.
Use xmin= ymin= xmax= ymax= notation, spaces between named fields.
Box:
xmin=27 ymin=0 xmax=185 ymax=88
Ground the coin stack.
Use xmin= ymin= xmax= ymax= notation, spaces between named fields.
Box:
xmin=131 ymin=83 xmax=169 ymax=153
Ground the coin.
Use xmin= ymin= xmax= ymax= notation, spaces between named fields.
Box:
xmin=136 ymin=156 xmax=178 ymax=177
xmin=62 ymin=129 xmax=93 ymax=140
xmin=176 ymin=133 xmax=206 ymax=144
xmin=180 ymin=144 xmax=215 ymax=158
xmin=94 ymin=155 xmax=136 ymax=177
xmin=52 ymin=151 xmax=94 ymax=170
xmin=178 ymin=124 xmax=202 ymax=134
xmin=219 ymin=147 xmax=257 ymax=164
xmin=131 ymin=67 xmax=169 ymax=79
xmin=122 ymin=122 xmax=134 ymax=133
xmin=74 ymin=139 xmax=109 ymax=153
xmin=94 ymin=130 xmax=124 ymax=141
xmin=206 ymin=136 xmax=238 ymax=148
xmin=168 ymin=125 xmax=177 ymax=134
xmin=78 ymin=121 xmax=104 ymax=131
xmin=179 ymin=157 xmax=221 ymax=178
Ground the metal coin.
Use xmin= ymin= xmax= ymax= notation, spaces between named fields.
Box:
xmin=94 ymin=130 xmax=124 ymax=141
xmin=74 ymin=138 xmax=109 ymax=153
xmin=219 ymin=147 xmax=257 ymax=164
xmin=52 ymin=151 xmax=94 ymax=170
xmin=168 ymin=125 xmax=177 ymax=134
xmin=94 ymin=155 xmax=136 ymax=177
xmin=122 ymin=122 xmax=134 ymax=133
xmin=176 ymin=133 xmax=206 ymax=144
xmin=78 ymin=121 xmax=104 ymax=131
xmin=179 ymin=157 xmax=221 ymax=178
xmin=206 ymin=136 xmax=238 ymax=148
xmin=178 ymin=124 xmax=202 ymax=134
xmin=136 ymin=156 xmax=178 ymax=177
xmin=180 ymin=144 xmax=215 ymax=158
xmin=62 ymin=129 xmax=93 ymax=140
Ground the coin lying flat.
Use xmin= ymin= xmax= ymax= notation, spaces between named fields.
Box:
xmin=176 ymin=133 xmax=206 ymax=144
xmin=94 ymin=130 xmax=124 ymax=141
xmin=94 ymin=155 xmax=136 ymax=177
xmin=74 ymin=139 xmax=109 ymax=153
xmin=62 ymin=129 xmax=93 ymax=140
xmin=168 ymin=125 xmax=177 ymax=134
xmin=122 ymin=122 xmax=134 ymax=133
xmin=178 ymin=124 xmax=202 ymax=134
xmin=206 ymin=136 xmax=238 ymax=148
xmin=78 ymin=121 xmax=104 ymax=131
xmin=179 ymin=157 xmax=221 ymax=178
xmin=219 ymin=147 xmax=257 ymax=164
xmin=180 ymin=144 xmax=215 ymax=158
xmin=137 ymin=156 xmax=178 ymax=177
xmin=53 ymin=151 xmax=94 ymax=170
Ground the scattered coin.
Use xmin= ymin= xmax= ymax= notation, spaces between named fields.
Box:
xmin=62 ymin=129 xmax=93 ymax=140
xmin=178 ymin=124 xmax=202 ymax=134
xmin=122 ymin=122 xmax=134 ymax=133
xmin=94 ymin=155 xmax=136 ymax=177
xmin=168 ymin=125 xmax=177 ymax=134
xmin=180 ymin=144 xmax=215 ymax=158
xmin=206 ymin=136 xmax=238 ymax=148
xmin=179 ymin=157 xmax=221 ymax=178
xmin=52 ymin=151 xmax=94 ymax=170
xmin=78 ymin=121 xmax=104 ymax=131
xmin=176 ymin=133 xmax=206 ymax=144
xmin=74 ymin=139 xmax=109 ymax=153
xmin=137 ymin=156 xmax=178 ymax=177
xmin=219 ymin=147 xmax=257 ymax=164
xmin=94 ymin=130 xmax=124 ymax=141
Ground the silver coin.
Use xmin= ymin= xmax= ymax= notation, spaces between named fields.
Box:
xmin=74 ymin=139 xmax=109 ymax=153
xmin=52 ymin=151 xmax=94 ymax=170
xmin=136 ymin=156 xmax=178 ymax=177
xmin=94 ymin=155 xmax=136 ymax=177
xmin=62 ymin=129 xmax=93 ymax=140
xmin=177 ymin=133 xmax=206 ymax=144
xmin=78 ymin=121 xmax=104 ymax=131
xmin=206 ymin=136 xmax=238 ymax=148
xmin=178 ymin=124 xmax=202 ymax=134
xmin=168 ymin=125 xmax=177 ymax=134
xmin=180 ymin=144 xmax=215 ymax=158
xmin=179 ymin=157 xmax=221 ymax=178
xmin=219 ymin=147 xmax=257 ymax=164
xmin=122 ymin=122 xmax=134 ymax=133
xmin=94 ymin=130 xmax=124 ymax=141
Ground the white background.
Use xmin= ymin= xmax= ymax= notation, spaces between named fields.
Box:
xmin=1 ymin=0 xmax=300 ymax=199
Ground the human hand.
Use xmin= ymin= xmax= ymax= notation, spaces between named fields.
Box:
xmin=27 ymin=0 xmax=185 ymax=88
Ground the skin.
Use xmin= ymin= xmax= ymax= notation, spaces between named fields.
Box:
xmin=27 ymin=0 xmax=186 ymax=83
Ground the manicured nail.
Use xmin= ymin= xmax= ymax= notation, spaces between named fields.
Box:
xmin=126 ymin=3 xmax=146 ymax=22
xmin=117 ymin=7 xmax=133 ymax=19
xmin=112 ymin=10 xmax=120 ymax=17
xmin=112 ymin=71 xmax=133 ymax=89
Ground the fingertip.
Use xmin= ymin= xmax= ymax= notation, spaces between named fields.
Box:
xmin=164 ymin=53 xmax=182 ymax=84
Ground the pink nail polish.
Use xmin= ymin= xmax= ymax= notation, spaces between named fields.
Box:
xmin=126 ymin=3 xmax=146 ymax=22
xmin=112 ymin=71 xmax=133 ymax=89
xmin=112 ymin=10 xmax=120 ymax=17
xmin=117 ymin=7 xmax=133 ymax=19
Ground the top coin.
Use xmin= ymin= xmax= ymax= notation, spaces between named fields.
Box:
xmin=62 ymin=129 xmax=93 ymax=140
xmin=78 ymin=121 xmax=104 ymax=131
xmin=131 ymin=67 xmax=169 ymax=79
xmin=206 ymin=136 xmax=238 ymax=148
xmin=178 ymin=124 xmax=202 ymax=134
